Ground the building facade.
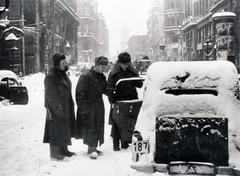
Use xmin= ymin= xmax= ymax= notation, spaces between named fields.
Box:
xmin=76 ymin=0 xmax=109 ymax=64
xmin=146 ymin=0 xmax=239 ymax=72
xmin=126 ymin=35 xmax=148 ymax=63
xmin=164 ymin=0 xmax=185 ymax=61
xmin=121 ymin=26 xmax=130 ymax=52
xmin=0 ymin=0 xmax=109 ymax=75
xmin=147 ymin=0 xmax=165 ymax=62
xmin=98 ymin=13 xmax=109 ymax=57
xmin=181 ymin=0 xmax=239 ymax=71
xmin=147 ymin=0 xmax=185 ymax=62
xmin=0 ymin=0 xmax=79 ymax=75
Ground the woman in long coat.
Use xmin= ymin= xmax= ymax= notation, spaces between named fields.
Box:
xmin=75 ymin=56 xmax=109 ymax=159
xmin=43 ymin=53 xmax=76 ymax=160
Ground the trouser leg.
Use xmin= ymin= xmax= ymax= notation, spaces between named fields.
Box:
xmin=87 ymin=146 xmax=97 ymax=154
xmin=50 ymin=145 xmax=65 ymax=160
xmin=112 ymin=123 xmax=121 ymax=151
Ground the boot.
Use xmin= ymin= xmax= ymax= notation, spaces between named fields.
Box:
xmin=121 ymin=142 xmax=129 ymax=149
xmin=89 ymin=152 xmax=98 ymax=159
xmin=87 ymin=146 xmax=103 ymax=156
xmin=50 ymin=145 xmax=65 ymax=160
xmin=114 ymin=145 xmax=121 ymax=151
xmin=61 ymin=145 xmax=76 ymax=157
xmin=87 ymin=146 xmax=98 ymax=159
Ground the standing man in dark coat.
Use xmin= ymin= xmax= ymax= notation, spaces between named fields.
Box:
xmin=75 ymin=56 xmax=109 ymax=159
xmin=107 ymin=52 xmax=143 ymax=151
xmin=43 ymin=53 xmax=76 ymax=161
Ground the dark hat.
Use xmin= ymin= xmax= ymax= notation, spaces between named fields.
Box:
xmin=95 ymin=56 xmax=109 ymax=65
xmin=118 ymin=52 xmax=131 ymax=63
xmin=53 ymin=53 xmax=65 ymax=66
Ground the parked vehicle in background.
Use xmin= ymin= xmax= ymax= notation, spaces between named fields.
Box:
xmin=0 ymin=70 xmax=29 ymax=104
xmin=133 ymin=55 xmax=151 ymax=75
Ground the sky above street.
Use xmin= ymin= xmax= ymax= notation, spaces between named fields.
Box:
xmin=97 ymin=0 xmax=151 ymax=57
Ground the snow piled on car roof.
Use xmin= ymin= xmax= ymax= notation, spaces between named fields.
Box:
xmin=0 ymin=70 xmax=18 ymax=80
xmin=134 ymin=60 xmax=240 ymax=168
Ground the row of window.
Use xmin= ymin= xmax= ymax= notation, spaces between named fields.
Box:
xmin=165 ymin=17 xmax=181 ymax=27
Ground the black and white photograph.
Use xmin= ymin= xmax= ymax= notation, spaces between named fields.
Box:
xmin=0 ymin=0 xmax=240 ymax=176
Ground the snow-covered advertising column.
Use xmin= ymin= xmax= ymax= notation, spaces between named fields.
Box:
xmin=212 ymin=11 xmax=236 ymax=64
xmin=130 ymin=61 xmax=240 ymax=176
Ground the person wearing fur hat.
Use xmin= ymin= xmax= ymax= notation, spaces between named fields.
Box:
xmin=43 ymin=53 xmax=76 ymax=161
xmin=75 ymin=56 xmax=109 ymax=159
xmin=107 ymin=52 xmax=143 ymax=151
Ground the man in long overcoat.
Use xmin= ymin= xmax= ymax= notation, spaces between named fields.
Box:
xmin=43 ymin=53 xmax=76 ymax=160
xmin=107 ymin=52 xmax=143 ymax=151
xmin=75 ymin=56 xmax=109 ymax=159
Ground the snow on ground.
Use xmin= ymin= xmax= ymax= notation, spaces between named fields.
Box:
xmin=0 ymin=72 xmax=138 ymax=176
xmin=1 ymin=61 xmax=240 ymax=176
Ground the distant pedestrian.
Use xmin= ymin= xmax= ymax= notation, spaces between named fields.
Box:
xmin=75 ymin=56 xmax=109 ymax=159
xmin=43 ymin=53 xmax=76 ymax=161
xmin=81 ymin=66 xmax=88 ymax=75
xmin=107 ymin=52 xmax=143 ymax=151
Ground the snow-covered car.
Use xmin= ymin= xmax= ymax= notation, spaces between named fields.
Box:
xmin=130 ymin=61 xmax=240 ymax=176
xmin=134 ymin=58 xmax=151 ymax=75
xmin=0 ymin=70 xmax=28 ymax=104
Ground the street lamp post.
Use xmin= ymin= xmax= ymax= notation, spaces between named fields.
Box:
xmin=180 ymin=36 xmax=183 ymax=61
xmin=5 ymin=33 xmax=19 ymax=72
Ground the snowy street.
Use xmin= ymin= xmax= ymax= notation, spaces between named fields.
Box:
xmin=0 ymin=72 xmax=137 ymax=176
xmin=1 ymin=63 xmax=240 ymax=176
xmin=1 ymin=0 xmax=240 ymax=175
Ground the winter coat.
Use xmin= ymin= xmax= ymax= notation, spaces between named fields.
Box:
xmin=43 ymin=67 xmax=76 ymax=146
xmin=75 ymin=68 xmax=108 ymax=147
xmin=107 ymin=61 xmax=143 ymax=104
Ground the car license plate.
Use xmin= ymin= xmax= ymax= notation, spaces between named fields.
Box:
xmin=132 ymin=140 xmax=149 ymax=162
